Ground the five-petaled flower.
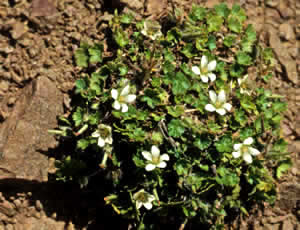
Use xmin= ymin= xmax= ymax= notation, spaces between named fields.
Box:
xmin=111 ymin=85 xmax=136 ymax=113
xmin=92 ymin=124 xmax=113 ymax=147
xmin=142 ymin=145 xmax=170 ymax=171
xmin=205 ymin=90 xmax=232 ymax=115
xmin=192 ymin=55 xmax=217 ymax=83
xmin=133 ymin=189 xmax=156 ymax=210
xmin=141 ymin=20 xmax=163 ymax=40
xmin=232 ymin=137 xmax=260 ymax=164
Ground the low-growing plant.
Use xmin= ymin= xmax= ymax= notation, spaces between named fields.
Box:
xmin=49 ymin=3 xmax=291 ymax=229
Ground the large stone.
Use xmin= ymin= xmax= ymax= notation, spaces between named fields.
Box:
xmin=279 ymin=23 xmax=296 ymax=41
xmin=268 ymin=28 xmax=298 ymax=84
xmin=0 ymin=77 xmax=63 ymax=182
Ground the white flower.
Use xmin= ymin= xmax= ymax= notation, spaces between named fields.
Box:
xmin=232 ymin=137 xmax=260 ymax=164
xmin=192 ymin=55 xmax=217 ymax=83
xmin=111 ymin=85 xmax=136 ymax=113
xmin=92 ymin=124 xmax=113 ymax=147
xmin=142 ymin=145 xmax=169 ymax=171
xmin=133 ymin=189 xmax=156 ymax=210
xmin=141 ymin=20 xmax=163 ymax=40
xmin=205 ymin=90 xmax=232 ymax=115
xmin=238 ymin=74 xmax=251 ymax=95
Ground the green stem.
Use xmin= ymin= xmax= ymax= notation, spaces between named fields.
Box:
xmin=74 ymin=124 xmax=88 ymax=136
xmin=99 ymin=152 xmax=108 ymax=169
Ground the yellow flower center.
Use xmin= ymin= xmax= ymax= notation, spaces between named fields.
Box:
xmin=152 ymin=156 xmax=160 ymax=165
xmin=201 ymin=66 xmax=208 ymax=75
xmin=136 ymin=192 xmax=147 ymax=202
xmin=241 ymin=145 xmax=249 ymax=154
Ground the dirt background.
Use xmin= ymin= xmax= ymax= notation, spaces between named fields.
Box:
xmin=0 ymin=0 xmax=299 ymax=229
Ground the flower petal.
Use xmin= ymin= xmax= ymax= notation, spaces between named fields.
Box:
xmin=142 ymin=151 xmax=152 ymax=161
xmin=218 ymin=90 xmax=226 ymax=103
xmin=160 ymin=154 xmax=170 ymax=161
xmin=98 ymin=137 xmax=105 ymax=147
xmin=243 ymin=153 xmax=253 ymax=164
xmin=121 ymin=103 xmax=128 ymax=113
xmin=125 ymin=94 xmax=136 ymax=103
xmin=249 ymin=147 xmax=260 ymax=156
xmin=120 ymin=85 xmax=130 ymax=96
xmin=209 ymin=90 xmax=217 ymax=103
xmin=111 ymin=89 xmax=118 ymax=100
xmin=136 ymin=201 xmax=143 ymax=209
xmin=157 ymin=161 xmax=167 ymax=168
xmin=151 ymin=145 xmax=160 ymax=157
xmin=223 ymin=103 xmax=232 ymax=111
xmin=192 ymin=66 xmax=200 ymax=75
xmin=201 ymin=55 xmax=208 ymax=68
xmin=205 ymin=104 xmax=216 ymax=112
xmin=92 ymin=131 xmax=100 ymax=138
xmin=232 ymin=151 xmax=241 ymax=158
xmin=208 ymin=73 xmax=216 ymax=82
xmin=143 ymin=202 xmax=153 ymax=210
xmin=200 ymin=75 xmax=209 ymax=83
xmin=243 ymin=137 xmax=253 ymax=145
xmin=148 ymin=195 xmax=156 ymax=202
xmin=145 ymin=163 xmax=156 ymax=171
xmin=106 ymin=136 xmax=113 ymax=144
xmin=113 ymin=100 xmax=121 ymax=110
xmin=207 ymin=60 xmax=217 ymax=71
xmin=237 ymin=78 xmax=242 ymax=86
xmin=216 ymin=108 xmax=226 ymax=115
xmin=234 ymin=143 xmax=242 ymax=151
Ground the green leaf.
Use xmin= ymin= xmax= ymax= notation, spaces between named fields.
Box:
xmin=208 ymin=35 xmax=216 ymax=50
xmin=118 ymin=65 xmax=128 ymax=76
xmin=234 ymin=109 xmax=247 ymax=126
xmin=77 ymin=138 xmax=89 ymax=150
xmin=245 ymin=24 xmax=257 ymax=42
xmin=168 ymin=119 xmax=185 ymax=138
xmin=120 ymin=13 xmax=134 ymax=24
xmin=189 ymin=5 xmax=206 ymax=21
xmin=215 ymin=135 xmax=233 ymax=153
xmin=167 ymin=105 xmax=185 ymax=117
xmin=114 ymin=28 xmax=129 ymax=47
xmin=133 ymin=155 xmax=144 ymax=167
xmin=216 ymin=167 xmax=239 ymax=186
xmin=207 ymin=15 xmax=224 ymax=32
xmin=214 ymin=3 xmax=230 ymax=18
xmin=231 ymin=4 xmax=247 ymax=23
xmin=276 ymin=160 xmax=292 ymax=178
xmin=230 ymin=63 xmax=244 ymax=77
xmin=75 ymin=47 xmax=89 ymax=67
xmin=72 ymin=107 xmax=83 ymax=127
xmin=228 ymin=17 xmax=242 ymax=33
xmin=181 ymin=43 xmax=196 ymax=58
xmin=239 ymin=127 xmax=255 ymax=140
xmin=163 ymin=60 xmax=176 ymax=74
xmin=75 ymin=79 xmax=87 ymax=92
xmin=194 ymin=134 xmax=212 ymax=150
xmin=171 ymin=72 xmax=191 ymax=95
xmin=88 ymin=44 xmax=103 ymax=64
xmin=223 ymin=35 xmax=236 ymax=47
xmin=237 ymin=51 xmax=252 ymax=66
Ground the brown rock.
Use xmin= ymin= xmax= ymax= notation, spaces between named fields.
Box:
xmin=31 ymin=0 xmax=57 ymax=17
xmin=0 ymin=200 xmax=16 ymax=217
xmin=266 ymin=0 xmax=280 ymax=8
xmin=269 ymin=28 xmax=298 ymax=84
xmin=263 ymin=223 xmax=280 ymax=230
xmin=282 ymin=218 xmax=294 ymax=230
xmin=279 ymin=23 xmax=296 ymax=41
xmin=0 ymin=77 xmax=63 ymax=182
xmin=278 ymin=2 xmax=295 ymax=19
xmin=11 ymin=22 xmax=28 ymax=40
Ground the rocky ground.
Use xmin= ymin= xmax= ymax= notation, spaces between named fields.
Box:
xmin=0 ymin=0 xmax=299 ymax=229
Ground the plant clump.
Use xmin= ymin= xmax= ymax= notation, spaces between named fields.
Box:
xmin=50 ymin=3 xmax=291 ymax=229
